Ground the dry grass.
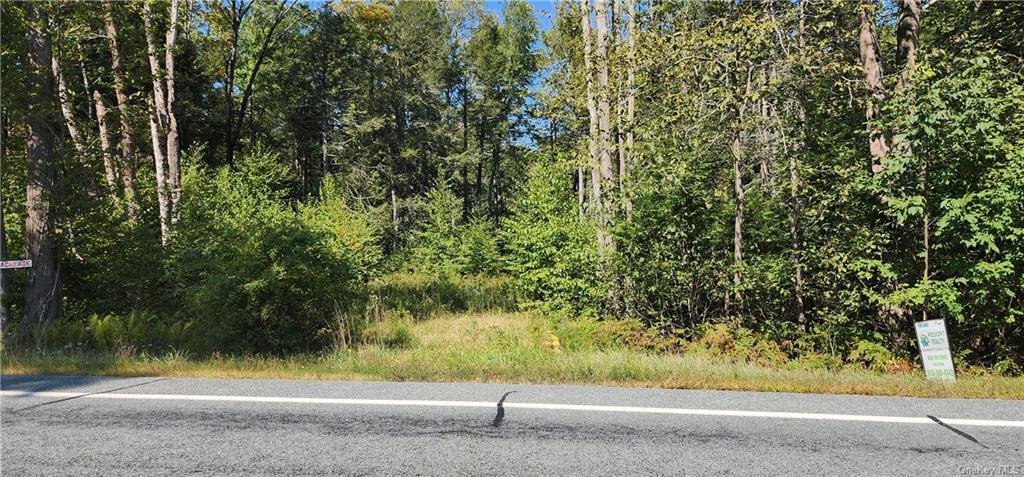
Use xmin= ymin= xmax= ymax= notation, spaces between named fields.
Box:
xmin=4 ymin=311 xmax=1022 ymax=399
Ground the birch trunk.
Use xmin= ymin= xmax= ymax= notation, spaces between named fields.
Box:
xmin=104 ymin=3 xmax=140 ymax=220
xmin=165 ymin=0 xmax=182 ymax=215
xmin=594 ymin=0 xmax=614 ymax=251
xmin=143 ymin=1 xmax=171 ymax=244
xmin=50 ymin=49 xmax=86 ymax=156
xmin=92 ymin=90 xmax=120 ymax=195
xmin=624 ymin=0 xmax=635 ymax=222
xmin=580 ymin=0 xmax=601 ymax=223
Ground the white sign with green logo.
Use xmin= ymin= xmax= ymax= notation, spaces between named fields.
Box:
xmin=915 ymin=319 xmax=956 ymax=381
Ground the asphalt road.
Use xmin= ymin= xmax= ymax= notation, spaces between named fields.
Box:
xmin=2 ymin=375 xmax=1022 ymax=476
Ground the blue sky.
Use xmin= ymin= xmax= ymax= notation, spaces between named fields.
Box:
xmin=483 ymin=0 xmax=558 ymax=32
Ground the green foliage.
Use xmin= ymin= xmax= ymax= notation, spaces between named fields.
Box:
xmin=504 ymin=157 xmax=604 ymax=319
xmin=166 ymin=146 xmax=369 ymax=353
xmin=407 ymin=182 xmax=502 ymax=276
xmin=370 ymin=272 xmax=518 ymax=319
xmin=300 ymin=176 xmax=382 ymax=281
xmin=360 ymin=313 xmax=415 ymax=349
xmin=878 ymin=48 xmax=1024 ymax=363
xmin=38 ymin=311 xmax=191 ymax=353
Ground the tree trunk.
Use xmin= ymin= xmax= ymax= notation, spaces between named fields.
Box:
xmin=858 ymin=1 xmax=889 ymax=175
xmin=624 ymin=0 xmax=636 ymax=222
xmin=0 ymin=109 xmax=9 ymax=331
xmin=731 ymin=135 xmax=744 ymax=310
xmin=21 ymin=1 xmax=62 ymax=343
xmin=892 ymin=0 xmax=921 ymax=158
xmin=489 ymin=139 xmax=501 ymax=227
xmin=50 ymin=49 xmax=86 ymax=156
xmin=791 ymin=0 xmax=807 ymax=331
xmin=896 ymin=0 xmax=921 ymax=73
xmin=147 ymin=100 xmax=172 ymax=246
xmin=143 ymin=1 xmax=172 ymax=245
xmin=165 ymin=0 xmax=182 ymax=215
xmin=577 ymin=164 xmax=585 ymax=215
xmin=580 ymin=0 xmax=603 ymax=247
xmin=91 ymin=90 xmax=121 ymax=195
xmin=594 ymin=0 xmax=614 ymax=251
xmin=104 ymin=3 xmax=141 ymax=220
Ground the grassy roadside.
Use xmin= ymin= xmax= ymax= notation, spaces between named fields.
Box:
xmin=4 ymin=311 xmax=1022 ymax=400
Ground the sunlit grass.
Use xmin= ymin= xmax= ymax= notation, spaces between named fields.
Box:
xmin=3 ymin=311 xmax=1022 ymax=399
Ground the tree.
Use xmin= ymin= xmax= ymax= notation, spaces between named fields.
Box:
xmin=207 ymin=0 xmax=299 ymax=167
xmin=858 ymin=0 xmax=889 ymax=175
xmin=143 ymin=0 xmax=173 ymax=244
xmin=21 ymin=1 xmax=61 ymax=342
xmin=103 ymin=2 xmax=141 ymax=219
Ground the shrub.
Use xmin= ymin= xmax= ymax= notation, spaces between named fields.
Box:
xmin=406 ymin=182 xmax=502 ymax=276
xmin=361 ymin=312 xmax=415 ymax=348
xmin=504 ymin=157 xmax=604 ymax=319
xmin=37 ymin=311 xmax=191 ymax=352
xmin=847 ymin=340 xmax=899 ymax=373
xmin=166 ymin=146 xmax=369 ymax=353
xmin=370 ymin=272 xmax=518 ymax=318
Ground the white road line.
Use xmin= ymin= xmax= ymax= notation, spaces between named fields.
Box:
xmin=2 ymin=390 xmax=1022 ymax=428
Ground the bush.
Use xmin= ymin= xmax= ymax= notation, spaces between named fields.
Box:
xmin=38 ymin=311 xmax=191 ymax=352
xmin=688 ymin=323 xmax=790 ymax=367
xmin=504 ymin=157 xmax=604 ymax=319
xmin=847 ymin=340 xmax=906 ymax=373
xmin=361 ymin=312 xmax=415 ymax=348
xmin=166 ymin=146 xmax=371 ymax=353
xmin=406 ymin=182 xmax=503 ymax=276
xmin=370 ymin=272 xmax=518 ymax=318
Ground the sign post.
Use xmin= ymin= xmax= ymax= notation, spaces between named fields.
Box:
xmin=0 ymin=259 xmax=32 ymax=269
xmin=914 ymin=319 xmax=956 ymax=381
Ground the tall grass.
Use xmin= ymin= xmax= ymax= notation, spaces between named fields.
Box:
xmin=5 ymin=311 xmax=1023 ymax=399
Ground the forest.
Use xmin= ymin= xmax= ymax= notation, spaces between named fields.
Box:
xmin=1 ymin=0 xmax=1022 ymax=378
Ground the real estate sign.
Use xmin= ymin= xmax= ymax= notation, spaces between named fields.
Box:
xmin=915 ymin=319 xmax=956 ymax=381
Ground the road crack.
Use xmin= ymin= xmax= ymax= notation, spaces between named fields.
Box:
xmin=927 ymin=415 xmax=989 ymax=449
xmin=492 ymin=391 xmax=517 ymax=427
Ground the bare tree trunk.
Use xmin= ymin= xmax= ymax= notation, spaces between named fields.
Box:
xmin=489 ymin=139 xmax=501 ymax=227
xmin=896 ymin=0 xmax=921 ymax=74
xmin=921 ymin=163 xmax=930 ymax=321
xmin=595 ymin=0 xmax=614 ymax=251
xmin=580 ymin=0 xmax=602 ymax=225
xmin=92 ymin=90 xmax=120 ymax=195
xmin=731 ymin=135 xmax=744 ymax=310
xmin=104 ymin=3 xmax=140 ymax=220
xmin=165 ymin=0 xmax=182 ymax=215
xmin=791 ymin=0 xmax=807 ymax=330
xmin=0 ymin=109 xmax=10 ymax=330
xmin=390 ymin=188 xmax=399 ymax=234
xmin=624 ymin=0 xmax=636 ymax=222
xmin=50 ymin=49 xmax=86 ymax=156
xmin=147 ymin=100 xmax=172 ymax=245
xmin=892 ymin=0 xmax=921 ymax=157
xmin=143 ymin=1 xmax=171 ymax=245
xmin=21 ymin=2 xmax=61 ymax=343
xmin=895 ymin=0 xmax=928 ymax=321
xmin=577 ymin=164 xmax=585 ymax=215
xmin=858 ymin=1 xmax=889 ymax=175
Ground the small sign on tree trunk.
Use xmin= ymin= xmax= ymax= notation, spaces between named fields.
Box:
xmin=0 ymin=260 xmax=32 ymax=269
xmin=915 ymin=319 xmax=956 ymax=381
